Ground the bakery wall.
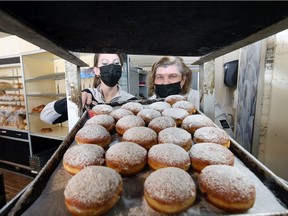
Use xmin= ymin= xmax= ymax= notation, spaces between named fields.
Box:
xmin=0 ymin=35 xmax=40 ymax=56
xmin=214 ymin=29 xmax=288 ymax=181
xmin=261 ymin=29 xmax=288 ymax=181
xmin=214 ymin=50 xmax=239 ymax=130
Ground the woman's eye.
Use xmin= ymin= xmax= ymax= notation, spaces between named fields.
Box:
xmin=170 ymin=74 xmax=179 ymax=79
xmin=101 ymin=63 xmax=108 ymax=66
xmin=113 ymin=59 xmax=120 ymax=65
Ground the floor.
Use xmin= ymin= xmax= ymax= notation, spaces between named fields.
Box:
xmin=0 ymin=167 xmax=34 ymax=203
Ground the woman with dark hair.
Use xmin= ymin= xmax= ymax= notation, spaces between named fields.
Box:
xmin=40 ymin=53 xmax=136 ymax=124
xmin=147 ymin=56 xmax=199 ymax=107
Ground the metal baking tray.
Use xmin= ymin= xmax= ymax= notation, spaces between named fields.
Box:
xmin=3 ymin=103 xmax=288 ymax=216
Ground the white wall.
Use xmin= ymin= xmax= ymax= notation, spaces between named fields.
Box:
xmin=264 ymin=29 xmax=288 ymax=181
xmin=0 ymin=35 xmax=39 ymax=57
xmin=215 ymin=50 xmax=239 ymax=128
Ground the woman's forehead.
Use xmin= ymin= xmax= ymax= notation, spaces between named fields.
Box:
xmin=99 ymin=53 xmax=120 ymax=61
xmin=156 ymin=65 xmax=180 ymax=75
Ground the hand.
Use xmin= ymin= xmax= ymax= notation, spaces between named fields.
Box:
xmin=81 ymin=91 xmax=94 ymax=107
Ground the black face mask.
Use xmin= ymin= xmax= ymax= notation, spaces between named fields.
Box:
xmin=154 ymin=81 xmax=182 ymax=98
xmin=100 ymin=64 xmax=122 ymax=87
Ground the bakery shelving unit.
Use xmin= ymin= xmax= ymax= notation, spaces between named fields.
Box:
xmin=22 ymin=50 xmax=68 ymax=140
xmin=138 ymin=69 xmax=148 ymax=99
xmin=128 ymin=66 xmax=148 ymax=99
xmin=0 ymin=55 xmax=30 ymax=169
xmin=21 ymin=50 xmax=68 ymax=172
xmin=0 ymin=50 xmax=76 ymax=173
xmin=0 ymin=56 xmax=25 ymax=117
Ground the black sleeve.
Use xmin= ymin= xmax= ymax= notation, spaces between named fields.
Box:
xmin=52 ymin=90 xmax=95 ymax=124
xmin=129 ymin=97 xmax=137 ymax=101
xmin=52 ymin=97 xmax=68 ymax=124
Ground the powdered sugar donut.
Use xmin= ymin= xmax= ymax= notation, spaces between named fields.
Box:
xmin=198 ymin=165 xmax=256 ymax=212
xmin=121 ymin=102 xmax=144 ymax=115
xmin=122 ymin=126 xmax=158 ymax=150
xmin=64 ymin=166 xmax=122 ymax=216
xmin=144 ymin=167 xmax=196 ymax=214
xmin=137 ymin=108 xmax=162 ymax=124
xmin=162 ymin=107 xmax=189 ymax=126
xmin=164 ymin=94 xmax=187 ymax=105
xmin=85 ymin=114 xmax=115 ymax=132
xmin=75 ymin=124 xmax=111 ymax=148
xmin=172 ymin=100 xmax=197 ymax=114
xmin=158 ymin=127 xmax=192 ymax=151
xmin=188 ymin=143 xmax=234 ymax=172
xmin=105 ymin=142 xmax=147 ymax=175
xmin=92 ymin=104 xmax=113 ymax=115
xmin=63 ymin=144 xmax=105 ymax=175
xmin=149 ymin=101 xmax=171 ymax=113
xmin=115 ymin=115 xmax=145 ymax=136
xmin=110 ymin=108 xmax=134 ymax=122
xmin=148 ymin=116 xmax=176 ymax=134
xmin=148 ymin=143 xmax=191 ymax=171
xmin=193 ymin=126 xmax=231 ymax=148
xmin=181 ymin=114 xmax=215 ymax=134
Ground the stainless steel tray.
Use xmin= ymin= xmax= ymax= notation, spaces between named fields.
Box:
xmin=5 ymin=109 xmax=288 ymax=216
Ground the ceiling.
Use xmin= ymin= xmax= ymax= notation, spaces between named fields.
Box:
xmin=0 ymin=2 xmax=288 ymax=66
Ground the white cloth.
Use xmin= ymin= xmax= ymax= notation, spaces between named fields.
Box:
xmin=40 ymin=100 xmax=61 ymax=124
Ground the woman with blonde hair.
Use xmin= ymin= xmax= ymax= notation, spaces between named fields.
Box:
xmin=147 ymin=56 xmax=199 ymax=107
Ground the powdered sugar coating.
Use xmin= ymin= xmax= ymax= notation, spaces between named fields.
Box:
xmin=172 ymin=100 xmax=196 ymax=114
xmin=63 ymin=144 xmax=105 ymax=168
xmin=181 ymin=114 xmax=215 ymax=133
xmin=148 ymin=143 xmax=190 ymax=168
xmin=122 ymin=126 xmax=158 ymax=149
xmin=137 ymin=109 xmax=162 ymax=124
xmin=92 ymin=104 xmax=113 ymax=115
xmin=144 ymin=167 xmax=196 ymax=204
xmin=198 ymin=165 xmax=256 ymax=203
xmin=116 ymin=115 xmax=145 ymax=133
xmin=122 ymin=102 xmax=144 ymax=114
xmin=193 ymin=127 xmax=230 ymax=145
xmin=149 ymin=101 xmax=171 ymax=113
xmin=165 ymin=94 xmax=186 ymax=105
xmin=148 ymin=116 xmax=176 ymax=133
xmin=158 ymin=127 xmax=192 ymax=149
xmin=162 ymin=108 xmax=189 ymax=122
xmin=75 ymin=124 xmax=111 ymax=145
xmin=85 ymin=114 xmax=115 ymax=130
xmin=106 ymin=142 xmax=147 ymax=166
xmin=110 ymin=108 xmax=134 ymax=121
xmin=189 ymin=143 xmax=234 ymax=166
xmin=64 ymin=166 xmax=122 ymax=206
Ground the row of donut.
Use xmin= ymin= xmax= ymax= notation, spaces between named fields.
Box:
xmin=75 ymin=98 xmax=230 ymax=149
xmin=63 ymin=95 xmax=256 ymax=215
xmin=64 ymin=141 xmax=255 ymax=214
